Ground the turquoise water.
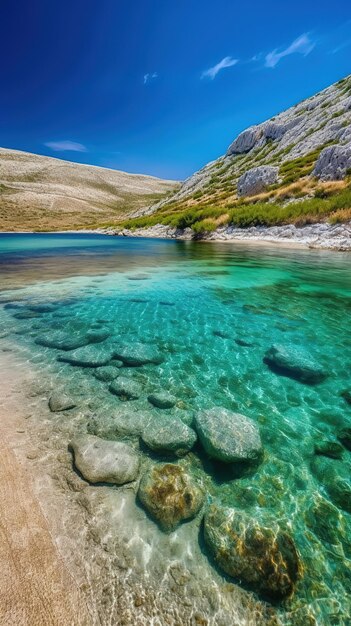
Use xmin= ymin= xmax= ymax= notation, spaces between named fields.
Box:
xmin=0 ymin=233 xmax=350 ymax=625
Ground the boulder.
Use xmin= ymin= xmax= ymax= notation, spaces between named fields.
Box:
xmin=138 ymin=463 xmax=204 ymax=531
xmin=204 ymin=503 xmax=300 ymax=600
xmin=109 ymin=376 xmax=142 ymax=400
xmin=36 ymin=330 xmax=91 ymax=351
xmin=194 ymin=407 xmax=262 ymax=463
xmin=58 ymin=345 xmax=114 ymax=367
xmin=227 ymin=126 xmax=263 ymax=155
xmin=88 ymin=410 xmax=151 ymax=439
xmin=48 ymin=392 xmax=76 ymax=412
xmin=141 ymin=415 xmax=196 ymax=456
xmin=93 ymin=366 xmax=121 ymax=382
xmin=237 ymin=166 xmax=279 ymax=197
xmin=313 ymin=144 xmax=351 ymax=180
xmin=148 ymin=392 xmax=176 ymax=409
xmin=112 ymin=342 xmax=163 ymax=366
xmin=263 ymin=345 xmax=327 ymax=384
xmin=70 ymin=434 xmax=139 ymax=484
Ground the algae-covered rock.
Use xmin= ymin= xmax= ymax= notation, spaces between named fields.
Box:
xmin=112 ymin=342 xmax=163 ymax=366
xmin=341 ymin=390 xmax=351 ymax=405
xmin=337 ymin=427 xmax=351 ymax=451
xmin=70 ymin=434 xmax=139 ymax=484
xmin=204 ymin=503 xmax=300 ymax=600
xmin=138 ymin=463 xmax=204 ymax=531
xmin=263 ymin=345 xmax=327 ymax=384
xmin=93 ymin=365 xmax=120 ymax=382
xmin=314 ymin=439 xmax=344 ymax=459
xmin=48 ymin=392 xmax=76 ymax=412
xmin=310 ymin=456 xmax=351 ymax=514
xmin=141 ymin=415 xmax=197 ymax=456
xmin=109 ymin=376 xmax=142 ymax=400
xmin=194 ymin=407 xmax=262 ymax=463
xmin=58 ymin=344 xmax=114 ymax=367
xmin=148 ymin=392 xmax=176 ymax=409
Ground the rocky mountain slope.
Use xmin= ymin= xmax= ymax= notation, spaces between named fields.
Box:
xmin=122 ymin=74 xmax=351 ymax=236
xmin=0 ymin=148 xmax=178 ymax=231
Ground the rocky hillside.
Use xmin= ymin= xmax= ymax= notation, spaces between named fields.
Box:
xmin=122 ymin=74 xmax=351 ymax=234
xmin=0 ymin=148 xmax=178 ymax=231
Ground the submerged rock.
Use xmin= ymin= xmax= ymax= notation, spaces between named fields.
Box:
xmin=148 ymin=392 xmax=176 ymax=409
xmin=311 ymin=456 xmax=351 ymax=514
xmin=314 ymin=439 xmax=344 ymax=459
xmin=194 ymin=407 xmax=262 ymax=463
xmin=28 ymin=303 xmax=57 ymax=313
xmin=113 ymin=342 xmax=163 ymax=366
xmin=36 ymin=330 xmax=91 ymax=351
xmin=204 ymin=503 xmax=300 ymax=600
xmin=141 ymin=415 xmax=196 ymax=456
xmin=263 ymin=345 xmax=327 ymax=384
xmin=109 ymin=376 xmax=142 ymax=400
xmin=48 ymin=392 xmax=76 ymax=412
xmin=337 ymin=427 xmax=351 ymax=451
xmin=138 ymin=463 xmax=204 ymax=531
xmin=70 ymin=434 xmax=139 ymax=484
xmin=341 ymin=389 xmax=351 ymax=405
xmin=58 ymin=345 xmax=114 ymax=367
xmin=88 ymin=410 xmax=151 ymax=439
xmin=93 ymin=365 xmax=121 ymax=382
xmin=237 ymin=165 xmax=279 ymax=197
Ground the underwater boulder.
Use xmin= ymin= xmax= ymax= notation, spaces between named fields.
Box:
xmin=148 ymin=392 xmax=176 ymax=409
xmin=112 ymin=342 xmax=164 ymax=366
xmin=194 ymin=407 xmax=262 ymax=463
xmin=204 ymin=503 xmax=300 ymax=600
xmin=93 ymin=365 xmax=121 ymax=382
xmin=70 ymin=434 xmax=140 ymax=484
xmin=337 ymin=427 xmax=351 ymax=451
xmin=314 ymin=439 xmax=344 ymax=459
xmin=263 ymin=345 xmax=327 ymax=384
xmin=138 ymin=463 xmax=204 ymax=531
xmin=310 ymin=456 xmax=351 ymax=514
xmin=36 ymin=330 xmax=91 ymax=351
xmin=109 ymin=376 xmax=142 ymax=400
xmin=85 ymin=327 xmax=111 ymax=343
xmin=88 ymin=410 xmax=151 ymax=439
xmin=341 ymin=390 xmax=351 ymax=405
xmin=141 ymin=415 xmax=197 ymax=456
xmin=48 ymin=392 xmax=76 ymax=412
xmin=58 ymin=344 xmax=114 ymax=367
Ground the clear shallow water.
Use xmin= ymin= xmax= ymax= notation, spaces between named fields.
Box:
xmin=0 ymin=233 xmax=351 ymax=625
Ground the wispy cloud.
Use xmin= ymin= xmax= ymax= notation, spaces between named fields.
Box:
xmin=144 ymin=72 xmax=158 ymax=85
xmin=201 ymin=56 xmax=238 ymax=80
xmin=265 ymin=33 xmax=315 ymax=68
xmin=44 ymin=140 xmax=87 ymax=152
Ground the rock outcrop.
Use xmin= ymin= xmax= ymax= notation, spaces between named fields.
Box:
xmin=237 ymin=165 xmax=279 ymax=197
xmin=314 ymin=144 xmax=351 ymax=180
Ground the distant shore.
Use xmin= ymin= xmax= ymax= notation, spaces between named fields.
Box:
xmin=1 ymin=221 xmax=351 ymax=251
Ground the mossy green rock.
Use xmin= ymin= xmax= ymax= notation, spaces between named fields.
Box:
xmin=263 ymin=344 xmax=327 ymax=384
xmin=138 ymin=463 xmax=204 ymax=531
xmin=194 ymin=407 xmax=262 ymax=463
xmin=204 ymin=503 xmax=300 ymax=600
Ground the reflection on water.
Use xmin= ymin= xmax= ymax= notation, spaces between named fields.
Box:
xmin=0 ymin=233 xmax=351 ymax=625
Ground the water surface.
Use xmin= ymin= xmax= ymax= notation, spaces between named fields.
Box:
xmin=0 ymin=233 xmax=350 ymax=625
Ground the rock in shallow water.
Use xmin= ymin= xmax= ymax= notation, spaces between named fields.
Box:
xmin=93 ymin=365 xmax=121 ymax=382
xmin=263 ymin=344 xmax=327 ymax=384
xmin=310 ymin=456 xmax=351 ymax=514
xmin=109 ymin=376 xmax=142 ymax=400
xmin=194 ymin=407 xmax=262 ymax=463
xmin=112 ymin=342 xmax=163 ymax=366
xmin=148 ymin=392 xmax=176 ymax=409
xmin=70 ymin=434 xmax=140 ymax=484
xmin=58 ymin=345 xmax=114 ymax=367
xmin=141 ymin=415 xmax=197 ymax=456
xmin=48 ymin=392 xmax=76 ymax=412
xmin=337 ymin=427 xmax=351 ymax=451
xmin=35 ymin=328 xmax=109 ymax=351
xmin=138 ymin=463 xmax=204 ymax=531
xmin=204 ymin=503 xmax=300 ymax=600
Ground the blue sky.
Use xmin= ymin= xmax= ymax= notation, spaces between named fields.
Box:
xmin=1 ymin=1 xmax=350 ymax=180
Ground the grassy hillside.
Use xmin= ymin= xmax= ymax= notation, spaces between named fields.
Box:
xmin=121 ymin=75 xmax=351 ymax=234
xmin=0 ymin=148 xmax=179 ymax=231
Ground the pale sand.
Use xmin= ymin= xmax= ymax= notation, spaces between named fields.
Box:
xmin=0 ymin=354 xmax=91 ymax=626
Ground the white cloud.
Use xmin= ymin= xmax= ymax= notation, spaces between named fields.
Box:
xmin=144 ymin=72 xmax=158 ymax=85
xmin=201 ymin=56 xmax=238 ymax=80
xmin=44 ymin=140 xmax=87 ymax=152
xmin=265 ymin=33 xmax=315 ymax=68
